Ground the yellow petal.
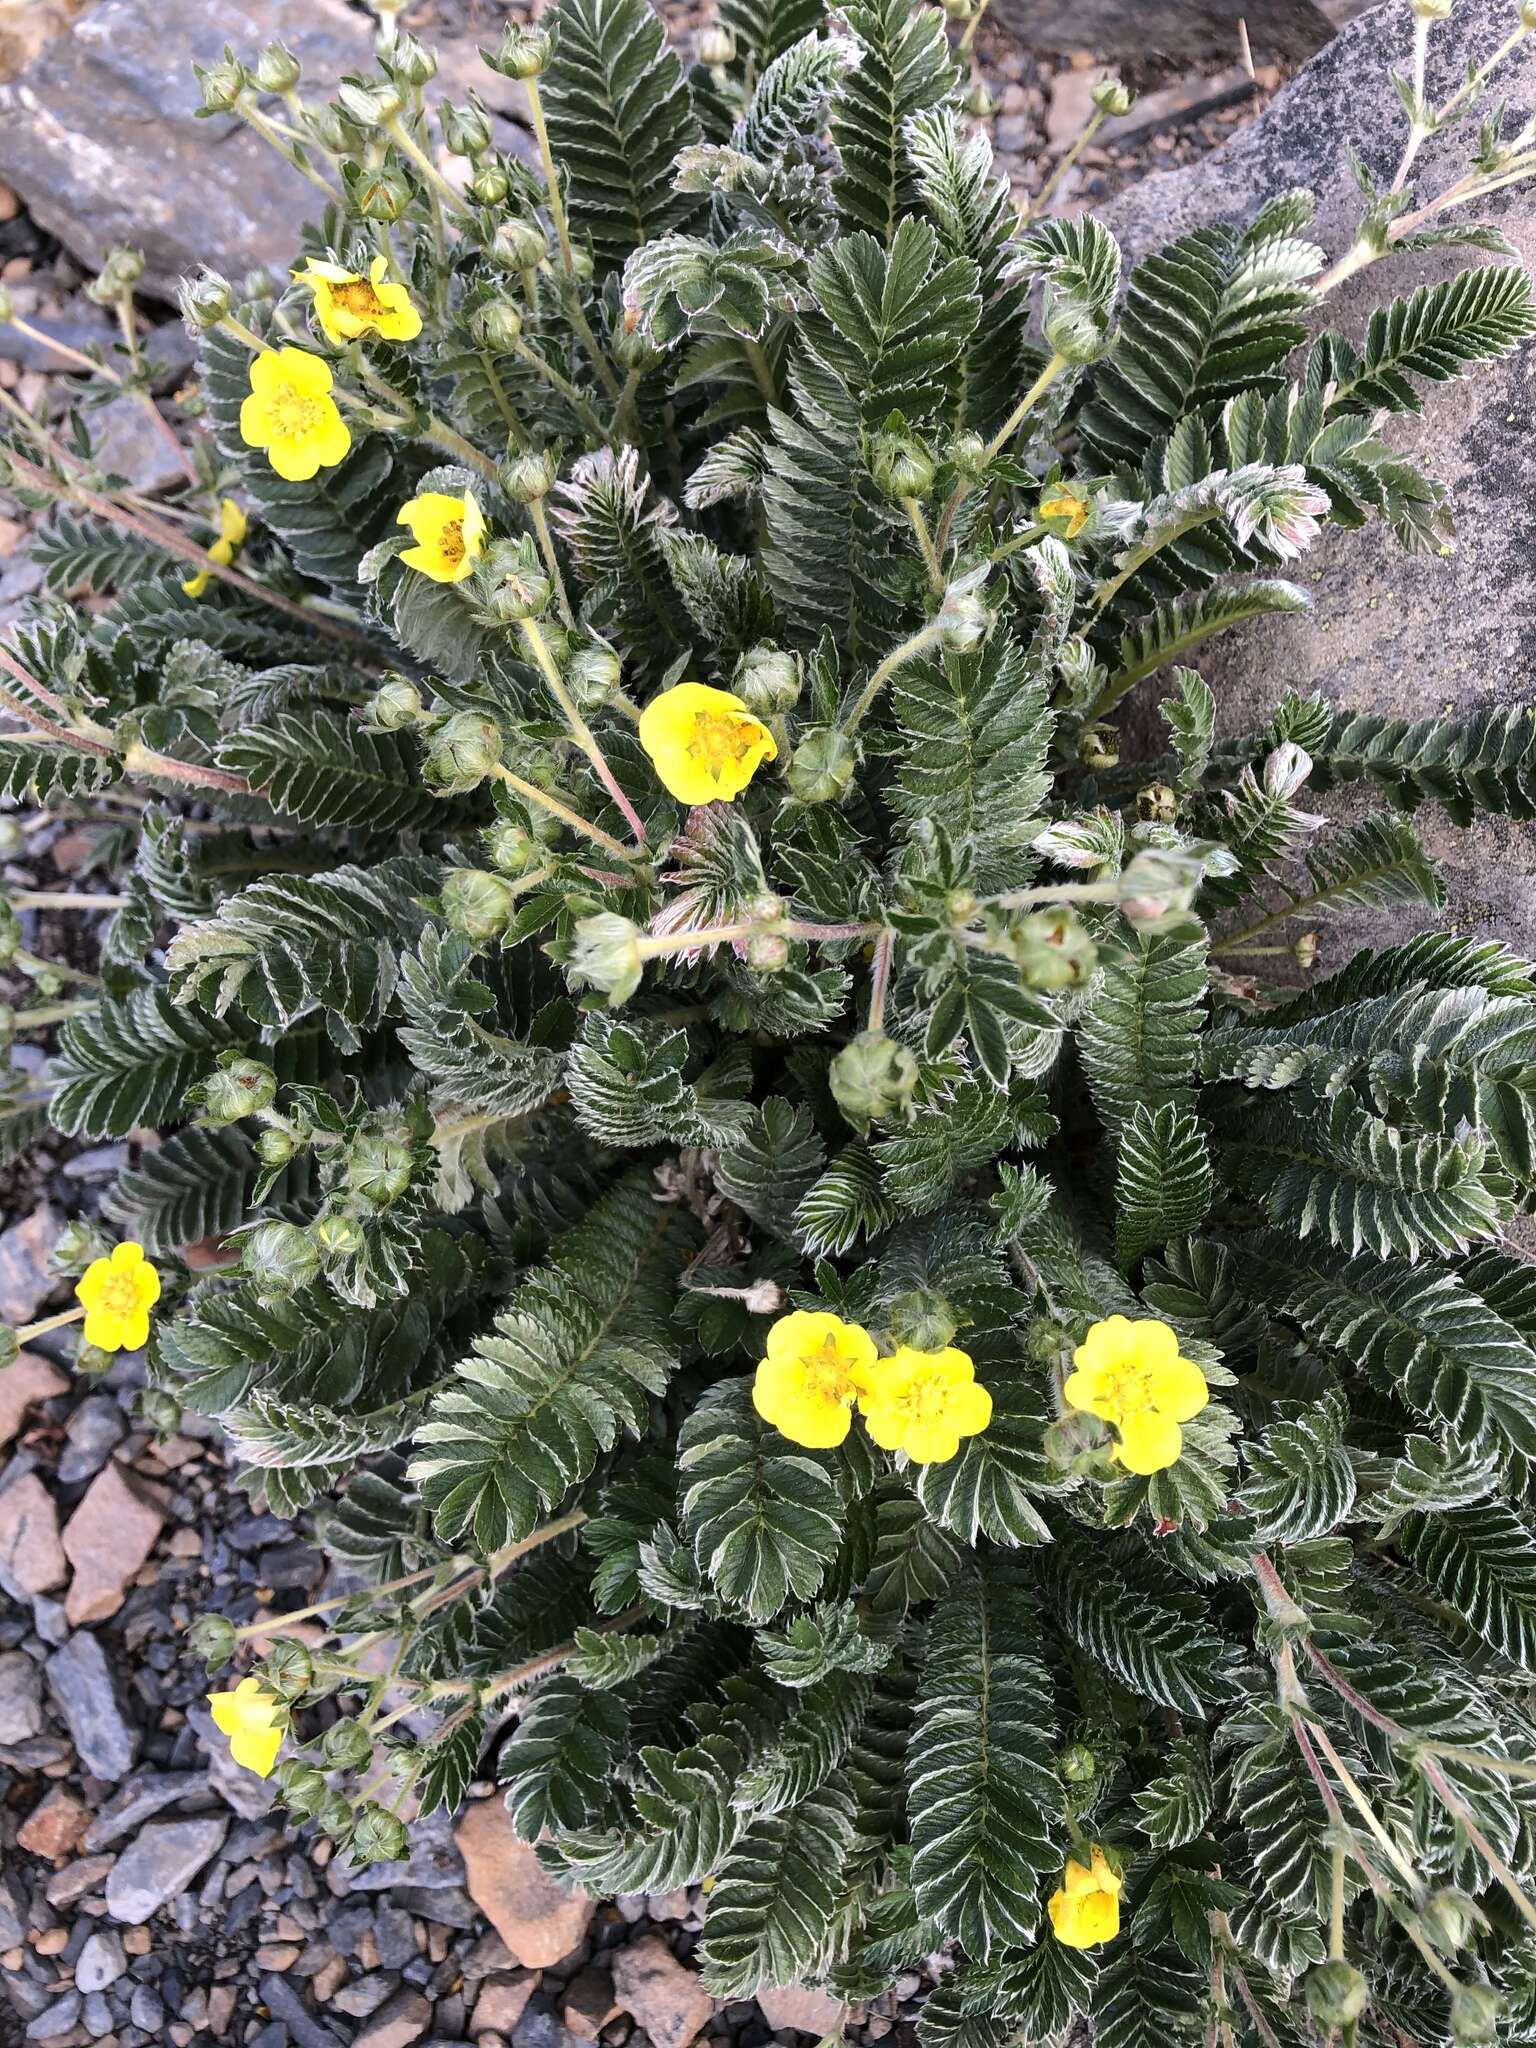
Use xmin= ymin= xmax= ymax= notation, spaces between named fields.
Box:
xmin=229 ymin=1722 xmax=283 ymax=1778
xmin=1149 ymin=1353 xmax=1208 ymax=1424
xmin=1114 ymin=1411 xmax=1184 ymax=1475
xmin=901 ymin=1421 xmax=963 ymax=1465
xmin=81 ymin=1306 xmax=124 ymax=1352
xmin=948 ymin=1381 xmax=993 ymax=1438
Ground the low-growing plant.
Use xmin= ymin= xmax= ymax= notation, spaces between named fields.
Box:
xmin=4 ymin=0 xmax=1536 ymax=2038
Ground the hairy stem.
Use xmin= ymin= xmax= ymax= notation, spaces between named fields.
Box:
xmin=519 ymin=617 xmax=648 ymax=847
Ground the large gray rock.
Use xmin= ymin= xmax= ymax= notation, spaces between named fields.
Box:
xmin=0 ymin=0 xmax=535 ymax=298
xmin=992 ymin=0 xmax=1338 ymax=63
xmin=1100 ymin=0 xmax=1536 ymax=965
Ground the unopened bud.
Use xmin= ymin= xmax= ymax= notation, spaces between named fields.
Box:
xmin=566 ymin=641 xmax=623 ymax=710
xmin=313 ymin=1214 xmax=364 ymax=1260
xmin=488 ymin=559 xmax=551 ymax=623
xmin=243 ymin=1220 xmax=321 ymax=1298
xmin=1060 ymin=1743 xmax=1097 ymax=1783
xmin=443 ymin=867 xmax=518 ymax=943
xmin=1011 ymin=907 xmax=1097 ymax=990
xmin=385 ymin=30 xmax=437 ymax=85
xmin=569 ymin=913 xmax=644 ymax=1007
xmin=484 ymin=820 xmax=541 ymax=875
xmin=487 ymin=22 xmax=550 ymax=77
xmin=350 ymin=1802 xmax=410 ymax=1866
xmin=1136 ymin=782 xmax=1178 ymax=824
xmin=441 ymin=99 xmax=493 ymax=157
xmin=696 ymin=23 xmax=737 ymax=65
xmin=197 ymin=1057 xmax=278 ymax=1127
xmin=366 ymin=676 xmax=428 ymax=732
xmin=352 ymin=165 xmax=412 ymax=222
xmin=497 ymin=217 xmax=547 ymax=270
xmin=747 ymin=932 xmax=789 ymax=972
xmin=830 ymin=1030 xmax=919 ymax=1132
xmin=468 ymin=162 xmax=512 ymax=206
xmin=501 ymin=448 xmax=557 ymax=502
xmin=256 ymin=1126 xmax=300 ymax=1167
xmin=50 ymin=1219 xmax=105 ymax=1274
xmin=1039 ymin=482 xmax=1090 ymax=539
xmin=871 ymin=433 xmax=936 ymax=503
xmin=183 ymin=271 xmax=233 ymax=328
xmin=965 ymin=80 xmax=996 ymax=118
xmin=736 ymin=644 xmax=800 ymax=714
xmin=886 ymin=1290 xmax=957 ymax=1352
xmin=262 ymin=1638 xmax=314 ymax=1702
xmin=1305 ymin=1962 xmax=1369 ymax=2031
xmin=1293 ymin=932 xmax=1319 ymax=970
xmin=314 ymin=1790 xmax=355 ymax=1842
xmin=187 ymin=1614 xmax=238 ymax=1670
xmin=337 ymin=79 xmax=405 ymax=128
xmin=1422 ymin=1889 xmax=1487 ymax=1956
xmin=938 ymin=589 xmax=989 ymax=651
xmin=276 ymin=1762 xmax=328 ymax=1819
xmin=423 ymin=712 xmax=503 ymax=793
xmin=254 ymin=41 xmax=302 ymax=94
xmin=1450 ymin=1985 xmax=1501 ymax=2043
xmin=475 ymin=297 xmax=524 ymax=347
xmin=137 ymin=1388 xmax=183 ymax=1434
xmin=195 ymin=55 xmax=247 ymax=113
xmin=347 ymin=1130 xmax=415 ymax=1206
xmin=321 ymin=1719 xmax=376 ymax=1771
xmin=788 ymin=727 xmax=857 ymax=804
xmin=1091 ymin=76 xmax=1133 ymax=116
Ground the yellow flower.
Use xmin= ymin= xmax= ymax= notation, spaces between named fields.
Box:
xmin=396 ymin=488 xmax=487 ymax=584
xmin=638 ymin=681 xmax=777 ymax=805
xmin=753 ymin=1309 xmax=878 ymax=1449
xmin=1039 ymin=483 xmax=1090 ymax=539
xmin=294 ymin=254 xmax=422 ymax=347
xmin=207 ymin=1677 xmax=285 ymax=1779
xmin=1048 ymin=1845 xmax=1122 ymax=1949
xmin=1063 ymin=1315 xmax=1209 ymax=1476
xmin=858 ymin=1344 xmax=992 ymax=1465
xmin=238 ymin=347 xmax=352 ymax=482
xmin=74 ymin=1241 xmax=160 ymax=1354
xmin=181 ymin=496 xmax=249 ymax=599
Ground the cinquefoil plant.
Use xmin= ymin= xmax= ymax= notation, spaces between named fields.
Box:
xmin=4 ymin=0 xmax=1536 ymax=2038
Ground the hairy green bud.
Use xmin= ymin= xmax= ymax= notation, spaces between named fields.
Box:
xmin=137 ymin=1388 xmax=183 ymax=1434
xmin=1450 ymin=1985 xmax=1501 ymax=2043
xmin=788 ymin=727 xmax=857 ymax=804
xmin=475 ymin=299 xmax=524 ymax=350
xmin=830 ymin=1030 xmax=919 ymax=1131
xmin=243 ymin=1220 xmax=321 ymax=1298
xmin=256 ymin=1126 xmax=301 ymax=1167
xmin=735 ymin=644 xmax=800 ymax=714
xmin=886 ymin=1289 xmax=957 ymax=1352
xmin=948 ymin=430 xmax=988 ymax=480
xmin=187 ymin=1613 xmax=238 ymax=1671
xmin=569 ymin=913 xmax=644 ymax=1006
xmin=1422 ymin=1889 xmax=1487 ymax=1956
xmin=1011 ymin=908 xmax=1098 ymax=990
xmin=747 ymin=931 xmax=789 ymax=972
xmin=501 ymin=447 xmax=558 ymax=503
xmin=196 ymin=1056 xmax=278 ymax=1127
xmin=424 ymin=712 xmax=504 ymax=793
xmin=479 ymin=820 xmax=537 ymax=876
xmin=384 ymin=31 xmax=437 ymax=86
xmin=1305 ymin=1963 xmax=1369 ymax=2031
xmin=497 ymin=217 xmax=548 ymax=270
xmin=443 ymin=866 xmax=519 ymax=943
xmin=366 ymin=676 xmax=429 ymax=733
xmin=487 ymin=22 xmax=550 ymax=76
xmin=350 ymin=1801 xmax=411 ymax=1866
xmin=321 ymin=1718 xmax=376 ymax=1771
xmin=468 ymin=161 xmax=512 ymax=206
xmin=195 ymin=54 xmax=247 ymax=113
xmin=276 ymin=1761 xmax=328 ymax=1819
xmin=938 ymin=589 xmax=990 ymax=652
xmin=182 ymin=270 xmax=233 ymax=327
xmin=313 ymin=1214 xmax=364 ymax=1260
xmin=486 ymin=553 xmax=552 ymax=623
xmin=871 ymin=432 xmax=936 ymax=502
xmin=51 ymin=1219 xmax=107 ymax=1274
xmin=1091 ymin=75 xmax=1133 ymax=116
xmin=1060 ymin=1743 xmax=1097 ymax=1783
xmin=76 ymin=1343 xmax=114 ymax=1378
xmin=314 ymin=1790 xmax=356 ymax=1842
xmin=347 ymin=1130 xmax=415 ymax=1206
xmin=337 ymin=79 xmax=405 ymax=128
xmin=964 ymin=80 xmax=996 ymax=119
xmin=262 ymin=1638 xmax=315 ymax=1702
xmin=253 ymin=41 xmax=302 ymax=94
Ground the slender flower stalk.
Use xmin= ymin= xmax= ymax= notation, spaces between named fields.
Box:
xmin=519 ymin=618 xmax=649 ymax=847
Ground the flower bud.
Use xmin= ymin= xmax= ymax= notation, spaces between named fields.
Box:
xmin=501 ymin=448 xmax=558 ymax=502
xmin=423 ymin=713 xmax=504 ymax=794
xmin=262 ymin=1638 xmax=315 ymax=1702
xmin=788 ymin=727 xmax=857 ymax=804
xmin=256 ymin=1126 xmax=300 ymax=1167
xmin=366 ymin=676 xmax=429 ymax=732
xmin=696 ymin=23 xmax=737 ymax=65
xmin=313 ymin=1214 xmax=364 ymax=1260
xmin=747 ymin=932 xmax=789 ymax=972
xmin=276 ymin=1761 xmax=328 ymax=1819
xmin=443 ymin=866 xmax=518 ymax=943
xmin=1422 ymin=1889 xmax=1487 ymax=1956
xmin=1077 ymin=723 xmax=1119 ymax=771
xmin=487 ymin=557 xmax=551 ymax=623
xmin=1305 ymin=1962 xmax=1369 ymax=2031
xmin=347 ymin=1130 xmax=415 ymax=1206
xmin=51 ymin=1219 xmax=106 ymax=1274
xmin=1520 ymin=0 xmax=1536 ymax=25
xmin=1010 ymin=907 xmax=1098 ymax=989
xmin=477 ymin=823 xmax=534 ymax=879
xmin=948 ymin=430 xmax=988 ymax=480
xmin=1293 ymin=931 xmax=1319 ymax=970
xmin=886 ymin=1289 xmax=957 ymax=1352
xmin=31 ymin=969 xmax=62 ymax=1001
xmin=497 ymin=217 xmax=548 ymax=270
xmin=337 ymin=79 xmax=405 ymax=128
xmin=350 ymin=1802 xmax=410 ymax=1866
xmin=943 ymin=0 xmax=973 ymax=18
xmin=1136 ymin=782 xmax=1179 ymax=824
xmin=487 ymin=22 xmax=550 ymax=77
xmin=747 ymin=892 xmax=785 ymax=926
xmin=441 ymin=98 xmax=493 ymax=157
xmin=314 ymin=1790 xmax=356 ymax=1842
xmin=385 ymin=30 xmax=438 ymax=85
xmin=1060 ymin=1743 xmax=1097 ymax=1783
xmin=871 ymin=432 xmax=936 ymax=502
xmin=243 ymin=1220 xmax=321 ymax=1298
xmin=254 ymin=41 xmax=302 ymax=94
xmin=1450 ymin=1986 xmax=1501 ymax=2044
xmin=187 ymin=1613 xmax=238 ymax=1670
xmin=830 ymin=1030 xmax=919 ymax=1131
xmin=137 ymin=1388 xmax=183 ymax=1434
xmin=735 ymin=644 xmax=800 ymax=714
xmin=195 ymin=55 xmax=247 ymax=113
xmin=97 ymin=245 xmax=145 ymax=294
xmin=1043 ymin=1408 xmax=1111 ymax=1473
xmin=321 ymin=1718 xmax=376 ymax=1771
xmin=76 ymin=1343 xmax=114 ymax=1378
xmin=938 ymin=589 xmax=990 ymax=651
xmin=352 ymin=165 xmax=412 ymax=223
xmin=965 ymin=80 xmax=997 ymax=118
xmin=1409 ymin=0 xmax=1454 ymax=16
xmin=475 ymin=298 xmax=524 ymax=350
xmin=1091 ymin=76 xmax=1133 ymax=116
xmin=182 ymin=270 xmax=232 ymax=329
xmin=468 ymin=162 xmax=512 ymax=206
xmin=569 ymin=913 xmax=645 ymax=1007
xmin=196 ymin=1056 xmax=278 ymax=1127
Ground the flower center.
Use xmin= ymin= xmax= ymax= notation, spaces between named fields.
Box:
xmin=267 ymin=386 xmax=327 ymax=438
xmin=438 ymin=519 xmax=466 ymax=565
xmin=97 ymin=1270 xmax=143 ymax=1316
xmin=331 ymin=280 xmax=387 ymax=319
xmin=686 ymin=710 xmax=759 ymax=775
xmin=799 ymin=1337 xmax=857 ymax=1406
xmin=1093 ymin=1360 xmax=1157 ymax=1424
xmin=888 ymin=1367 xmax=949 ymax=1426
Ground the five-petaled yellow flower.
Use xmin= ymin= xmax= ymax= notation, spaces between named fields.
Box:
xmin=753 ymin=1310 xmax=878 ymax=1449
xmin=859 ymin=1344 xmax=993 ymax=1465
xmin=294 ymin=254 xmax=422 ymax=347
xmin=1063 ymin=1315 xmax=1208 ymax=1476
xmin=75 ymin=1241 xmax=160 ymax=1354
xmin=1048 ymin=1844 xmax=1122 ymax=1949
xmin=397 ymin=489 xmax=487 ymax=584
xmin=207 ymin=1677 xmax=285 ymax=1779
xmin=239 ymin=347 xmax=352 ymax=482
xmin=181 ymin=496 xmax=248 ymax=599
xmin=1039 ymin=483 xmax=1090 ymax=539
xmin=638 ymin=681 xmax=777 ymax=806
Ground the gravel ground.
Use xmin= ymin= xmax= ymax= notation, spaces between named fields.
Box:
xmin=0 ymin=9 xmax=1291 ymax=2043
